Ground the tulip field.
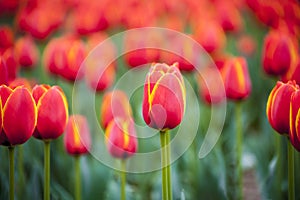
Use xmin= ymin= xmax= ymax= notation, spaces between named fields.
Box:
xmin=0 ymin=0 xmax=300 ymax=200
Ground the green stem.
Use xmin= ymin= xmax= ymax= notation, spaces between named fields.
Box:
xmin=120 ymin=159 xmax=126 ymax=200
xmin=75 ymin=156 xmax=81 ymax=200
xmin=275 ymin=134 xmax=282 ymax=199
xmin=236 ymin=103 xmax=243 ymax=200
xmin=160 ymin=130 xmax=172 ymax=200
xmin=44 ymin=141 xmax=50 ymax=200
xmin=9 ymin=146 xmax=15 ymax=200
xmin=288 ymin=140 xmax=295 ymax=200
xmin=166 ymin=132 xmax=172 ymax=200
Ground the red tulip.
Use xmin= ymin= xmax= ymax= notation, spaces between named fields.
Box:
xmin=2 ymin=48 xmax=18 ymax=82
xmin=266 ymin=81 xmax=298 ymax=134
xmin=15 ymin=35 xmax=39 ymax=68
xmin=105 ymin=117 xmax=137 ymax=159
xmin=9 ymin=78 xmax=34 ymax=91
xmin=221 ymin=57 xmax=252 ymax=100
xmin=100 ymin=90 xmax=132 ymax=129
xmin=236 ymin=35 xmax=257 ymax=56
xmin=0 ymin=85 xmax=37 ymax=145
xmin=216 ymin=2 xmax=243 ymax=32
xmin=281 ymin=57 xmax=300 ymax=85
xmin=64 ymin=115 xmax=91 ymax=155
xmin=290 ymin=90 xmax=300 ymax=151
xmin=142 ymin=63 xmax=186 ymax=130
xmin=0 ymin=57 xmax=8 ymax=85
xmin=0 ymin=26 xmax=14 ymax=53
xmin=32 ymin=84 xmax=69 ymax=140
xmin=262 ymin=30 xmax=298 ymax=76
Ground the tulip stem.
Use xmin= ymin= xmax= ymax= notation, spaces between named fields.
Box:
xmin=236 ymin=102 xmax=243 ymax=200
xmin=120 ymin=159 xmax=126 ymax=200
xmin=75 ymin=155 xmax=81 ymax=200
xmin=160 ymin=130 xmax=172 ymax=200
xmin=44 ymin=141 xmax=50 ymax=200
xmin=288 ymin=140 xmax=295 ymax=200
xmin=8 ymin=146 xmax=15 ymax=200
xmin=275 ymin=134 xmax=283 ymax=199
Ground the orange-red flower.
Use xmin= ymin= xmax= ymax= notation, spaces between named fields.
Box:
xmin=142 ymin=63 xmax=186 ymax=130
xmin=2 ymin=48 xmax=18 ymax=82
xmin=32 ymin=84 xmax=68 ymax=140
xmin=262 ymin=30 xmax=298 ymax=76
xmin=0 ymin=25 xmax=14 ymax=53
xmin=221 ymin=57 xmax=252 ymax=100
xmin=105 ymin=117 xmax=137 ymax=159
xmin=290 ymin=90 xmax=300 ymax=151
xmin=100 ymin=90 xmax=132 ymax=129
xmin=0 ymin=85 xmax=37 ymax=145
xmin=15 ymin=35 xmax=39 ymax=68
xmin=266 ymin=81 xmax=298 ymax=134
xmin=281 ymin=57 xmax=300 ymax=85
xmin=64 ymin=115 xmax=91 ymax=155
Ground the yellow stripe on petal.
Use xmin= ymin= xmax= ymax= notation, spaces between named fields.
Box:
xmin=148 ymin=76 xmax=165 ymax=112
xmin=235 ymin=60 xmax=246 ymax=92
xmin=73 ymin=120 xmax=81 ymax=147
xmin=296 ymin=109 xmax=300 ymax=139
xmin=123 ymin=120 xmax=130 ymax=149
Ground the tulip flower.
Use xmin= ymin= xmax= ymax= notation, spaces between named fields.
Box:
xmin=222 ymin=57 xmax=252 ymax=100
xmin=64 ymin=115 xmax=91 ymax=200
xmin=0 ymin=25 xmax=14 ymax=53
xmin=64 ymin=115 xmax=91 ymax=155
xmin=0 ymin=85 xmax=37 ymax=200
xmin=105 ymin=117 xmax=137 ymax=159
xmin=32 ymin=84 xmax=68 ymax=200
xmin=281 ymin=58 xmax=300 ymax=85
xmin=266 ymin=81 xmax=298 ymax=134
xmin=262 ymin=31 xmax=298 ymax=76
xmin=15 ymin=35 xmax=39 ymax=68
xmin=143 ymin=63 xmax=186 ymax=199
xmin=2 ymin=48 xmax=18 ymax=82
xmin=142 ymin=63 xmax=186 ymax=130
xmin=266 ymin=81 xmax=299 ymax=200
xmin=0 ymin=57 xmax=8 ymax=85
xmin=290 ymin=90 xmax=300 ymax=151
xmin=100 ymin=90 xmax=132 ymax=129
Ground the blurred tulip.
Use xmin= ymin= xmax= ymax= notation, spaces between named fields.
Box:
xmin=221 ymin=57 xmax=252 ymax=100
xmin=9 ymin=78 xmax=34 ymax=91
xmin=197 ymin=66 xmax=226 ymax=104
xmin=15 ymin=35 xmax=39 ymax=68
xmin=105 ymin=117 xmax=137 ymax=159
xmin=44 ymin=36 xmax=86 ymax=81
xmin=142 ymin=63 xmax=186 ymax=130
xmin=0 ymin=85 xmax=37 ymax=145
xmin=193 ymin=20 xmax=226 ymax=54
xmin=85 ymin=33 xmax=116 ymax=92
xmin=262 ymin=31 xmax=298 ymax=76
xmin=290 ymin=90 xmax=300 ymax=151
xmin=281 ymin=57 xmax=300 ymax=85
xmin=32 ymin=84 xmax=68 ymax=140
xmin=2 ymin=48 xmax=18 ymax=82
xmin=100 ymin=90 xmax=132 ymax=129
xmin=266 ymin=81 xmax=298 ymax=135
xmin=0 ymin=26 xmax=14 ymax=53
xmin=216 ymin=2 xmax=243 ymax=32
xmin=64 ymin=115 xmax=91 ymax=155
xmin=236 ymin=35 xmax=256 ymax=56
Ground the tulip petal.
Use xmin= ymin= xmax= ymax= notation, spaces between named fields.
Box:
xmin=0 ymin=85 xmax=13 ymax=105
xmin=36 ymin=86 xmax=68 ymax=140
xmin=3 ymin=87 xmax=37 ymax=145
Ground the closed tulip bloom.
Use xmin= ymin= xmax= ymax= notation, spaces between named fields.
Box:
xmin=281 ymin=57 xmax=300 ymax=85
xmin=262 ymin=31 xmax=298 ymax=76
xmin=0 ymin=26 xmax=14 ymax=53
xmin=105 ymin=117 xmax=137 ymax=159
xmin=266 ymin=81 xmax=298 ymax=134
xmin=222 ymin=57 xmax=252 ymax=100
xmin=290 ymin=90 xmax=300 ymax=151
xmin=100 ymin=90 xmax=132 ymax=129
xmin=142 ymin=63 xmax=186 ymax=130
xmin=2 ymin=48 xmax=18 ymax=82
xmin=32 ymin=84 xmax=68 ymax=140
xmin=64 ymin=115 xmax=91 ymax=155
xmin=0 ymin=85 xmax=37 ymax=145
xmin=15 ymin=35 xmax=39 ymax=68
xmin=0 ymin=57 xmax=8 ymax=85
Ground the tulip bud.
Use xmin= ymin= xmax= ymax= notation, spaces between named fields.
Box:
xmin=0 ymin=25 xmax=14 ymax=53
xmin=100 ymin=90 xmax=132 ymax=129
xmin=2 ymin=48 xmax=18 ymax=82
xmin=142 ymin=63 xmax=186 ymax=130
xmin=262 ymin=31 xmax=298 ymax=76
xmin=266 ymin=81 xmax=298 ymax=134
xmin=221 ymin=57 xmax=252 ymax=100
xmin=105 ymin=117 xmax=137 ymax=159
xmin=0 ymin=85 xmax=37 ymax=145
xmin=281 ymin=57 xmax=300 ymax=85
xmin=290 ymin=90 xmax=300 ymax=151
xmin=15 ymin=35 xmax=39 ymax=68
xmin=64 ymin=115 xmax=91 ymax=155
xmin=32 ymin=84 xmax=69 ymax=140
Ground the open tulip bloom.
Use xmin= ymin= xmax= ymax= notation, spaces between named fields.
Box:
xmin=32 ymin=84 xmax=69 ymax=200
xmin=0 ymin=85 xmax=37 ymax=200
xmin=142 ymin=63 xmax=186 ymax=200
